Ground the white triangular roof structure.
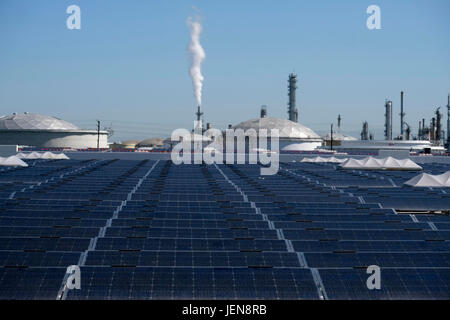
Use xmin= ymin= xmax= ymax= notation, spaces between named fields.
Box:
xmin=52 ymin=153 xmax=70 ymax=160
xmin=301 ymin=156 xmax=347 ymax=163
xmin=24 ymin=152 xmax=43 ymax=159
xmin=40 ymin=152 xmax=57 ymax=159
xmin=341 ymin=158 xmax=364 ymax=169
xmin=404 ymin=171 xmax=450 ymax=187
xmin=15 ymin=152 xmax=28 ymax=159
xmin=328 ymin=157 xmax=348 ymax=163
xmin=15 ymin=151 xmax=69 ymax=160
xmin=341 ymin=156 xmax=422 ymax=171
xmin=383 ymin=156 xmax=402 ymax=168
xmin=443 ymin=172 xmax=450 ymax=185
xmin=0 ymin=156 xmax=28 ymax=167
xmin=434 ymin=172 xmax=450 ymax=185
xmin=360 ymin=157 xmax=383 ymax=169
xmin=301 ymin=156 xmax=319 ymax=163
xmin=397 ymin=158 xmax=423 ymax=170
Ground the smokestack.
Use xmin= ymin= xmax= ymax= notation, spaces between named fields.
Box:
xmin=187 ymin=16 xmax=206 ymax=132
xmin=447 ymin=94 xmax=450 ymax=147
xmin=288 ymin=73 xmax=298 ymax=122
xmin=418 ymin=121 xmax=422 ymax=140
xmin=400 ymin=91 xmax=405 ymax=140
xmin=361 ymin=121 xmax=369 ymax=140
xmin=431 ymin=118 xmax=436 ymax=141
xmin=436 ymin=108 xmax=442 ymax=144
xmin=422 ymin=118 xmax=425 ymax=140
xmin=206 ymin=122 xmax=211 ymax=130
xmin=195 ymin=105 xmax=203 ymax=131
xmin=228 ymin=124 xmax=232 ymax=129
xmin=384 ymin=100 xmax=393 ymax=140
xmin=260 ymin=105 xmax=267 ymax=118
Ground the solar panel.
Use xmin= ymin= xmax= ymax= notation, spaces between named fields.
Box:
xmin=65 ymin=267 xmax=319 ymax=300
xmin=319 ymin=268 xmax=450 ymax=300
xmin=1 ymin=158 xmax=449 ymax=300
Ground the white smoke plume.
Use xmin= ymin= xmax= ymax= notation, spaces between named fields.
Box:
xmin=187 ymin=16 xmax=205 ymax=106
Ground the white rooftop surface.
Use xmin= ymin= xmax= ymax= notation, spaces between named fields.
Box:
xmin=233 ymin=117 xmax=321 ymax=140
xmin=340 ymin=156 xmax=423 ymax=171
xmin=405 ymin=171 xmax=450 ymax=187
xmin=0 ymin=156 xmax=28 ymax=167
xmin=0 ymin=113 xmax=79 ymax=131
xmin=322 ymin=132 xmax=357 ymax=141
xmin=301 ymin=156 xmax=347 ymax=163
xmin=16 ymin=152 xmax=70 ymax=160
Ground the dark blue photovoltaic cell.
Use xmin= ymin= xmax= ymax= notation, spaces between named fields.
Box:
xmin=104 ymin=227 xmax=279 ymax=239
xmin=273 ymin=222 xmax=430 ymax=230
xmin=95 ymin=238 xmax=288 ymax=251
xmin=65 ymin=267 xmax=319 ymax=300
xmin=416 ymin=215 xmax=450 ymax=223
xmin=292 ymin=240 xmax=450 ymax=253
xmin=267 ymin=214 xmax=411 ymax=222
xmin=0 ymin=238 xmax=90 ymax=251
xmin=0 ymin=217 xmax=106 ymax=228
xmin=0 ymin=268 xmax=66 ymax=300
xmin=85 ymin=251 xmax=300 ymax=267
xmin=0 ymin=226 xmax=100 ymax=238
xmin=283 ymin=230 xmax=450 ymax=241
xmin=319 ymin=268 xmax=450 ymax=300
xmin=0 ymin=251 xmax=80 ymax=267
xmin=304 ymin=252 xmax=450 ymax=268
xmin=433 ymin=223 xmax=450 ymax=230
xmin=111 ymin=219 xmax=268 ymax=229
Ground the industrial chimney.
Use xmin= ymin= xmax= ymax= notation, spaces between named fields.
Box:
xmin=431 ymin=118 xmax=436 ymax=141
xmin=418 ymin=121 xmax=422 ymax=140
xmin=436 ymin=108 xmax=442 ymax=144
xmin=400 ymin=91 xmax=405 ymax=140
xmin=422 ymin=118 xmax=426 ymax=140
xmin=384 ymin=100 xmax=393 ymax=140
xmin=288 ymin=73 xmax=298 ymax=122
xmin=361 ymin=121 xmax=369 ymax=140
xmin=447 ymin=94 xmax=450 ymax=147
xmin=195 ymin=105 xmax=204 ymax=132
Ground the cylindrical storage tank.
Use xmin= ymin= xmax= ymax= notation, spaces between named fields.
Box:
xmin=0 ymin=113 xmax=108 ymax=148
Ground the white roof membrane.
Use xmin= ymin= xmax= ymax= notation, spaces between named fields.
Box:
xmin=341 ymin=156 xmax=422 ymax=171
xmin=405 ymin=171 xmax=450 ymax=187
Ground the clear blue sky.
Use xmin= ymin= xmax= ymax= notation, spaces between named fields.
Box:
xmin=1 ymin=0 xmax=449 ymax=141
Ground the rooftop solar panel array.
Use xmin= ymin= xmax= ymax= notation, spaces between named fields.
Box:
xmin=0 ymin=158 xmax=449 ymax=300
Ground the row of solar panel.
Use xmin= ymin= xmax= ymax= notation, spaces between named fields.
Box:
xmin=2 ymin=238 xmax=450 ymax=253
xmin=4 ymin=250 xmax=449 ymax=269
xmin=2 ymin=226 xmax=439 ymax=240
xmin=6 ymin=217 xmax=447 ymax=231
